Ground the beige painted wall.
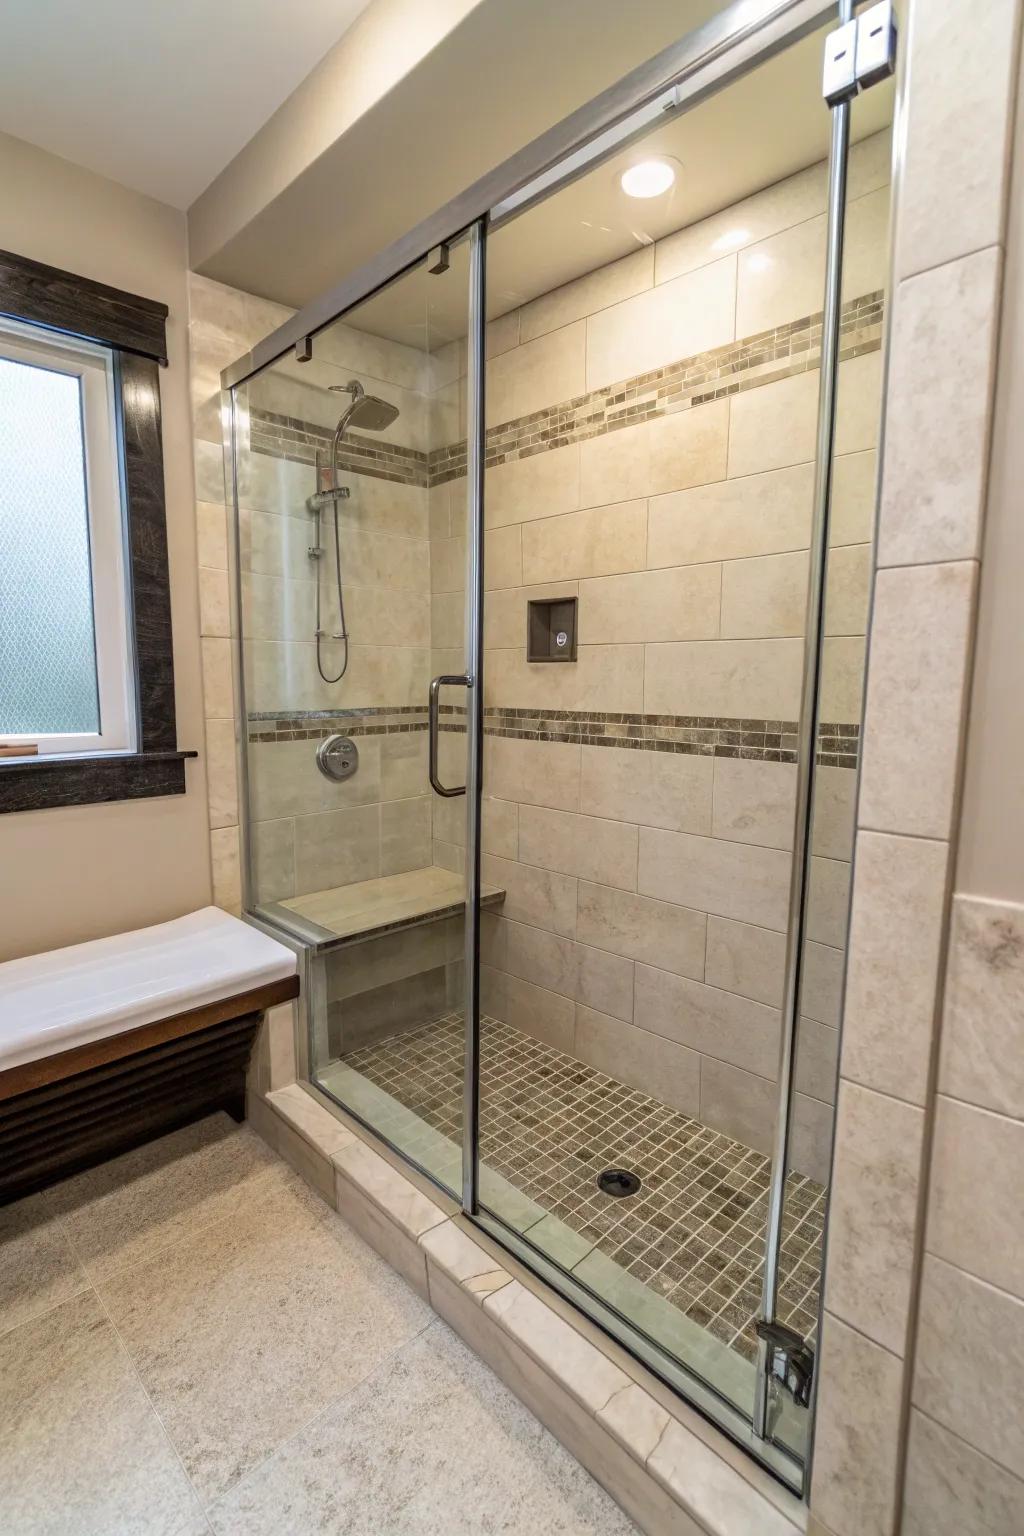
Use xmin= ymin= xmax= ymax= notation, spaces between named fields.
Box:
xmin=0 ymin=131 xmax=211 ymax=961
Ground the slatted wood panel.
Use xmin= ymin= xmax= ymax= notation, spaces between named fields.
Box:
xmin=0 ymin=976 xmax=299 ymax=1203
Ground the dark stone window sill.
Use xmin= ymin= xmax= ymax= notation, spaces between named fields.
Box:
xmin=0 ymin=750 xmax=198 ymax=814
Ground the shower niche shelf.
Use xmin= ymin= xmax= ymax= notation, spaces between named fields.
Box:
xmin=527 ymin=596 xmax=577 ymax=662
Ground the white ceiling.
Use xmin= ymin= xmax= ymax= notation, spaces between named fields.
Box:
xmin=0 ymin=0 xmax=371 ymax=209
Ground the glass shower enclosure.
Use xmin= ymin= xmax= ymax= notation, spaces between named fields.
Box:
xmin=223 ymin=0 xmax=893 ymax=1495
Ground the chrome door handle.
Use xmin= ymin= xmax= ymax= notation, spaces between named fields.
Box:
xmin=428 ymin=673 xmax=469 ymax=797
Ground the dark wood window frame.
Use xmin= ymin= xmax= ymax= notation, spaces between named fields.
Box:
xmin=0 ymin=247 xmax=196 ymax=813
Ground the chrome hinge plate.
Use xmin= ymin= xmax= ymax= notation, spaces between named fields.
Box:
xmin=823 ymin=2 xmax=897 ymax=106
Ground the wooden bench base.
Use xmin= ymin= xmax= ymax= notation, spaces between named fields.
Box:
xmin=0 ymin=976 xmax=299 ymax=1203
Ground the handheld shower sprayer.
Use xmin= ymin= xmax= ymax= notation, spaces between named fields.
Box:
xmin=306 ymin=378 xmax=400 ymax=684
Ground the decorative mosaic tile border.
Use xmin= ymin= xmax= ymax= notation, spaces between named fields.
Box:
xmin=247 ymin=706 xmax=426 ymax=744
xmin=430 ymin=290 xmax=883 ymax=486
xmin=249 ymin=414 xmax=429 ymax=487
xmin=247 ymin=290 xmax=884 ymax=492
xmin=248 ymin=706 xmax=859 ymax=766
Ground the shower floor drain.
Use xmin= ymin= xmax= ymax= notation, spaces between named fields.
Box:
xmin=597 ymin=1167 xmax=641 ymax=1198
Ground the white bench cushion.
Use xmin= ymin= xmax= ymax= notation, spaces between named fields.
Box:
xmin=0 ymin=907 xmax=298 ymax=1073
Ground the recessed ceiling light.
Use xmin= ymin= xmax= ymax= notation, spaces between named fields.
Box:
xmin=620 ymin=159 xmax=677 ymax=199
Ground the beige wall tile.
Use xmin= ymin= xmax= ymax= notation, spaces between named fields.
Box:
xmin=429 ymin=586 xmax=463 ymax=648
xmin=485 ymin=443 xmax=580 ymax=530
xmin=655 ymin=158 xmax=826 ymax=285
xmin=293 ymin=804 xmax=380 ymax=894
xmin=939 ymin=895 xmax=1024 ymax=1119
xmin=792 ymin=1090 xmax=835 ymax=1184
xmin=430 ymin=535 xmax=465 ymax=594
xmin=518 ymin=805 xmax=639 ymax=892
xmin=201 ymin=637 xmax=235 ymax=720
xmin=204 ymin=718 xmax=239 ymax=831
xmin=903 ymin=1409 xmax=1024 ymax=1536
xmin=841 ymin=831 xmax=948 ymax=1105
xmin=720 ymin=550 xmax=809 ymax=640
xmin=711 ymin=759 xmax=797 ymax=851
xmin=644 ymin=638 xmax=803 ymax=720
xmin=820 ymin=635 xmax=867 ymax=721
xmin=879 ymin=248 xmax=1001 ymax=566
xmin=504 ymin=919 xmax=576 ymax=1000
xmin=210 ymin=825 xmax=242 ymax=913
xmin=728 ymin=369 xmax=818 ymax=478
xmin=638 ymin=826 xmax=791 ymax=931
xmin=487 ymin=320 xmax=586 ymax=428
xmin=484 ymin=735 xmax=580 ymax=812
xmin=705 ymin=916 xmax=786 ymax=1009
xmin=199 ymin=566 xmax=231 ymax=637
xmin=484 ymin=524 xmax=523 ymax=590
xmin=251 ymin=818 xmax=295 ymax=902
xmin=824 ymin=1082 xmax=925 ymax=1355
xmin=811 ymin=767 xmax=857 ymax=863
xmin=801 ymin=940 xmax=844 ymax=1028
xmin=927 ymin=1095 xmax=1024 ymax=1297
xmin=503 ymin=973 xmax=575 ymax=1053
xmin=578 ymin=400 xmax=728 ymax=506
xmin=698 ymin=1058 xmax=775 ymax=1155
xmin=380 ymin=797 xmax=430 ymax=876
xmin=647 ymin=463 xmax=813 ymax=568
xmin=835 ymin=351 xmax=883 ymax=455
xmin=486 ymin=642 xmax=644 ymax=713
xmin=635 ymin=964 xmax=780 ymax=1080
xmin=585 ymin=257 xmax=736 ymax=391
xmin=831 ymin=450 xmax=878 ymax=547
xmin=196 ymin=500 xmax=228 ymax=570
xmin=481 ymin=853 xmax=577 ymax=939
xmin=894 ymin=0 xmax=1021 ymax=279
xmin=824 ymin=543 xmax=871 ymax=637
xmin=811 ymin=1312 xmax=903 ymax=1536
xmin=794 ymin=1018 xmax=839 ymax=1105
xmin=576 ymin=881 xmax=706 ymax=980
xmin=519 ymin=247 xmax=653 ymax=343
xmin=579 ymin=743 xmax=713 ymax=835
xmin=578 ymin=564 xmax=721 ymax=644
xmin=381 ymin=734 xmax=428 ymax=802
xmin=575 ymin=943 xmax=634 ymax=1023
xmin=737 ymin=214 xmax=826 ymax=337
xmin=521 ymin=500 xmax=647 ymax=584
xmin=858 ymin=561 xmax=977 ymax=839
xmin=914 ymin=1255 xmax=1024 ymax=1475
xmin=806 ymin=855 xmax=851 ymax=950
xmin=251 ymin=737 xmax=384 ymax=821
xmin=647 ymin=400 xmax=730 ymax=498
xmin=484 ymin=581 xmax=576 ymax=650
xmin=575 ymin=1006 xmax=701 ymax=1118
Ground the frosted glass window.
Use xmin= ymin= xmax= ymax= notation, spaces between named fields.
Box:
xmin=0 ymin=355 xmax=100 ymax=735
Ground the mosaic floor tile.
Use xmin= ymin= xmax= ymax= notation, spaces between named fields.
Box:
xmin=342 ymin=1013 xmax=825 ymax=1364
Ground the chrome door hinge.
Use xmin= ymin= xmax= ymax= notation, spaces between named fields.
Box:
xmin=823 ymin=1 xmax=897 ymax=107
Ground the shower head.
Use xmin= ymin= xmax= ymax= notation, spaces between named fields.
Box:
xmin=329 ymin=378 xmax=399 ymax=434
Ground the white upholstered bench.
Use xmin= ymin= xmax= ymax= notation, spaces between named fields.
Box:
xmin=0 ymin=907 xmax=298 ymax=1201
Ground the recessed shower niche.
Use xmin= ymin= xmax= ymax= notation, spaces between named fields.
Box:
xmin=527 ymin=596 xmax=577 ymax=662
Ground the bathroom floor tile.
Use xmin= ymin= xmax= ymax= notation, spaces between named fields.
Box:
xmin=207 ymin=1318 xmax=637 ymax=1534
xmin=343 ymin=1013 xmax=825 ymax=1362
xmin=0 ymin=1188 xmax=89 ymax=1338
xmin=97 ymin=1169 xmax=433 ymax=1502
xmin=47 ymin=1112 xmax=288 ymax=1282
xmin=0 ymin=1289 xmax=207 ymax=1536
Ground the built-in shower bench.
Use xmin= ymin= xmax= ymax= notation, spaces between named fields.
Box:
xmin=0 ymin=906 xmax=298 ymax=1201
xmin=275 ymin=865 xmax=505 ymax=947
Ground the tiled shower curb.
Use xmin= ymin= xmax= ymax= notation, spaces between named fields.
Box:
xmin=247 ymin=1072 xmax=805 ymax=1536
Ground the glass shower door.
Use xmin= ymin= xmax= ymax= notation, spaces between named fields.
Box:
xmin=463 ymin=9 xmax=893 ymax=1485
xmin=231 ymin=235 xmax=479 ymax=1198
